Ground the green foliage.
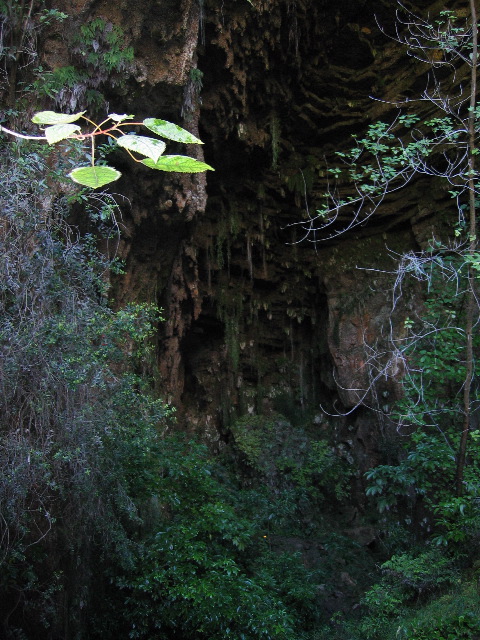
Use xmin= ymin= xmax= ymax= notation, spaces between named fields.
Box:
xmin=329 ymin=579 xmax=480 ymax=640
xmin=0 ymin=143 xmax=326 ymax=639
xmin=107 ymin=437 xmax=299 ymax=640
xmin=230 ymin=414 xmax=351 ymax=503
xmin=142 ymin=154 xmax=213 ymax=173
xmin=0 ymin=1 xmax=66 ymax=87
xmin=75 ymin=17 xmax=134 ymax=75
xmin=45 ymin=18 xmax=134 ymax=109
xmin=403 ymin=613 xmax=480 ymax=640
xmin=355 ymin=550 xmax=458 ymax=640
xmin=117 ymin=135 xmax=166 ymax=162
xmin=311 ymin=6 xmax=480 ymax=639
xmin=307 ymin=6 xmax=479 ymax=239
xmin=69 ymin=164 xmax=122 ymax=187
xmin=248 ymin=550 xmax=326 ymax=636
xmin=31 ymin=64 xmax=89 ymax=103
xmin=379 ymin=551 xmax=457 ymax=594
xmin=143 ymin=118 xmax=204 ymax=144
xmin=31 ymin=110 xmax=86 ymax=124
xmin=365 ymin=259 xmax=480 ymax=543
xmin=395 ymin=261 xmax=475 ymax=431
xmin=0 ymin=141 xmax=170 ymax=637
xmin=0 ymin=110 xmax=214 ymax=187
xmin=0 ymin=0 xmax=213 ymax=184
xmin=1 ymin=7 xmax=128 ymax=110
xmin=318 ymin=115 xmax=436 ymax=214
xmin=395 ymin=583 xmax=480 ymax=640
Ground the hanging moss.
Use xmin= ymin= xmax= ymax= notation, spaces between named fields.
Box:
xmin=216 ymin=284 xmax=245 ymax=373
xmin=213 ymin=209 xmax=242 ymax=270
xmin=229 ymin=413 xmax=352 ymax=500
xmin=270 ymin=110 xmax=281 ymax=169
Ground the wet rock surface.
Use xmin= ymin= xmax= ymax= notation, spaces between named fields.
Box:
xmin=50 ymin=0 xmax=454 ymax=458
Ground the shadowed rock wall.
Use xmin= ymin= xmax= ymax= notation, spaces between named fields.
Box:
xmin=49 ymin=0 xmax=459 ymax=458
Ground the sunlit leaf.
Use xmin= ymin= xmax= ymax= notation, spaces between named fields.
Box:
xmin=142 ymin=155 xmax=214 ymax=173
xmin=117 ymin=135 xmax=166 ymax=163
xmin=143 ymin=119 xmax=203 ymax=144
xmin=109 ymin=113 xmax=135 ymax=122
xmin=45 ymin=123 xmax=81 ymax=144
xmin=32 ymin=111 xmax=85 ymax=125
xmin=68 ymin=165 xmax=121 ymax=188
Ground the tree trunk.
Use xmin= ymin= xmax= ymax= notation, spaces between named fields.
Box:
xmin=456 ymin=0 xmax=478 ymax=496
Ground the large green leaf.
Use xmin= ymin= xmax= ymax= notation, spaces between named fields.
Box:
xmin=45 ymin=124 xmax=81 ymax=144
xmin=143 ymin=119 xmax=203 ymax=144
xmin=32 ymin=111 xmax=85 ymax=125
xmin=68 ymin=165 xmax=121 ymax=188
xmin=108 ymin=113 xmax=135 ymax=123
xmin=117 ymin=135 xmax=166 ymax=163
xmin=142 ymin=156 xmax=214 ymax=173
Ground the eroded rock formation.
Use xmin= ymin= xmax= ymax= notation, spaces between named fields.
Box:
xmin=49 ymin=0 xmax=456 ymax=455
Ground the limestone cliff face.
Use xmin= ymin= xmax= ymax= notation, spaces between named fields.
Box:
xmin=49 ymin=0 xmax=454 ymax=454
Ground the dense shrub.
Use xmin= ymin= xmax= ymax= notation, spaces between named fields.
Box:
xmin=0 ymin=141 xmax=170 ymax=637
xmin=0 ymin=142 xmax=323 ymax=640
